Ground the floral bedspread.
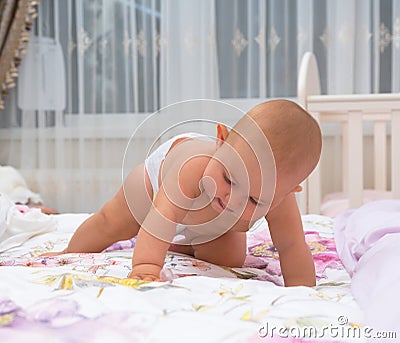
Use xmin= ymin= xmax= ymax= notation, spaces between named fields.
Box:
xmin=0 ymin=214 xmax=365 ymax=342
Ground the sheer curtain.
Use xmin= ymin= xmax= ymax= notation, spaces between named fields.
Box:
xmin=0 ymin=0 xmax=399 ymax=212
xmin=160 ymin=0 xmax=219 ymax=105
xmin=212 ymin=0 xmax=400 ymax=98
xmin=1 ymin=0 xmax=161 ymax=212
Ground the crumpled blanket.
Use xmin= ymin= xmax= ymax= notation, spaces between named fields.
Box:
xmin=334 ymin=200 xmax=400 ymax=336
xmin=0 ymin=193 xmax=56 ymax=252
xmin=0 ymin=165 xmax=43 ymax=204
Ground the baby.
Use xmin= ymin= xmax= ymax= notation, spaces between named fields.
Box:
xmin=46 ymin=99 xmax=322 ymax=287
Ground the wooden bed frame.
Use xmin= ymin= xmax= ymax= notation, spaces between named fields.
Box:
xmin=297 ymin=52 xmax=400 ymax=214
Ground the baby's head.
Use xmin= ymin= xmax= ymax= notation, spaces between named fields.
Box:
xmin=216 ymin=99 xmax=322 ymax=215
xmin=247 ymin=99 xmax=321 ymax=189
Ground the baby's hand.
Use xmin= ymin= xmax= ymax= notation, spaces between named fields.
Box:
xmin=129 ymin=263 xmax=162 ymax=282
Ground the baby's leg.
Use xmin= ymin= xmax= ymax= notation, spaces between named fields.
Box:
xmin=99 ymin=162 xmax=154 ymax=242
xmin=192 ymin=231 xmax=247 ymax=268
xmin=64 ymin=163 xmax=153 ymax=253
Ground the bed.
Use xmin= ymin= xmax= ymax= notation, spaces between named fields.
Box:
xmin=296 ymin=52 xmax=400 ymax=339
xmin=0 ymin=207 xmax=363 ymax=342
xmin=1 ymin=52 xmax=399 ymax=342
xmin=297 ymin=52 xmax=400 ymax=217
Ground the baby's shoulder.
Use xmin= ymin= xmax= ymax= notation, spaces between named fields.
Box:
xmin=178 ymin=150 xmax=210 ymax=179
xmin=162 ymin=139 xmax=212 ymax=191
xmin=166 ymin=139 xmax=214 ymax=168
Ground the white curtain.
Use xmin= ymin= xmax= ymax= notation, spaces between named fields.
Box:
xmin=160 ymin=0 xmax=219 ymax=105
xmin=0 ymin=0 xmax=399 ymax=213
xmin=1 ymin=0 xmax=161 ymax=212
xmin=213 ymin=0 xmax=400 ymax=97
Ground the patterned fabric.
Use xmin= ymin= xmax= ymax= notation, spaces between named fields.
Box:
xmin=0 ymin=214 xmax=364 ymax=342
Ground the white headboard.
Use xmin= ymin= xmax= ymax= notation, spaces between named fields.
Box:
xmin=297 ymin=52 xmax=400 ymax=214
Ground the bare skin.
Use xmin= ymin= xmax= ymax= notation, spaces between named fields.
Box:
xmin=44 ymin=131 xmax=315 ymax=285
xmin=44 ymin=101 xmax=319 ymax=287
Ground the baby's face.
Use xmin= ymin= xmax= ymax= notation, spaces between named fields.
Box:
xmin=202 ymin=130 xmax=276 ymax=223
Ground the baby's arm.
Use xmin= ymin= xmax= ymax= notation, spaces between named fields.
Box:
xmin=129 ymin=154 xmax=202 ymax=280
xmin=129 ymin=188 xmax=187 ymax=280
xmin=266 ymin=193 xmax=316 ymax=287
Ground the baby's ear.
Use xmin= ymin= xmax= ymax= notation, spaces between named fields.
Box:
xmin=216 ymin=124 xmax=229 ymax=147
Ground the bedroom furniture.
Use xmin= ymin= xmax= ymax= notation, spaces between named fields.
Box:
xmin=298 ymin=52 xmax=400 ymax=214
xmin=0 ymin=210 xmax=361 ymax=342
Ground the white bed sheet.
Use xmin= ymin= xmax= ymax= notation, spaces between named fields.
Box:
xmin=0 ymin=213 xmax=366 ymax=342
